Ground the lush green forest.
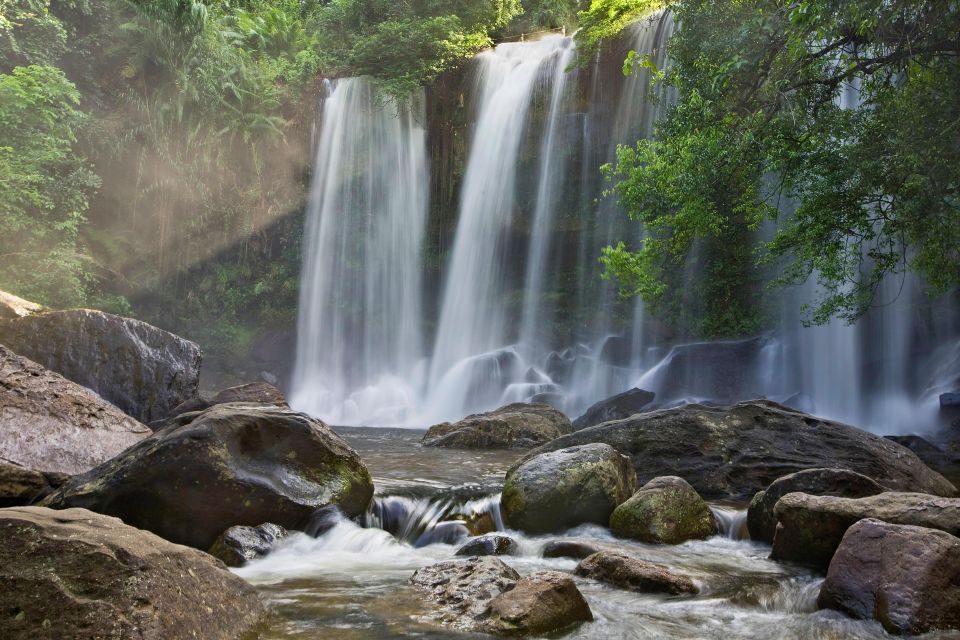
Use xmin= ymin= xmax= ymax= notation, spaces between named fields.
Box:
xmin=2 ymin=0 xmax=957 ymax=360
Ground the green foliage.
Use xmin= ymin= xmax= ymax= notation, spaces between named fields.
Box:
xmin=603 ymin=0 xmax=960 ymax=332
xmin=0 ymin=64 xmax=100 ymax=306
xmin=0 ymin=0 xmax=68 ymax=68
xmin=576 ymin=0 xmax=662 ymax=59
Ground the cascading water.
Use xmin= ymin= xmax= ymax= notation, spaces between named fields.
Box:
xmin=291 ymin=77 xmax=429 ymax=425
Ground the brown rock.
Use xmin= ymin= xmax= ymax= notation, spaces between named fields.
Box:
xmin=574 ymin=551 xmax=697 ymax=595
xmin=0 ymin=461 xmax=68 ymax=507
xmin=423 ymin=402 xmax=573 ymax=449
xmin=487 ymin=571 xmax=593 ymax=634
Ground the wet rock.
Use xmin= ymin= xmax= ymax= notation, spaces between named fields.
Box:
xmin=0 ymin=507 xmax=263 ymax=639
xmin=409 ymin=557 xmax=520 ymax=631
xmin=530 ymin=392 xmax=565 ymax=410
xmin=208 ymin=522 xmax=287 ymax=567
xmin=164 ymin=382 xmax=289 ymax=425
xmin=423 ymin=402 xmax=572 ymax=449
xmin=643 ymin=337 xmax=769 ymax=403
xmin=42 ymin=403 xmax=374 ymax=549
xmin=502 ymin=443 xmax=637 ymax=534
xmin=747 ymin=468 xmax=887 ymax=543
xmin=0 ymin=345 xmax=150 ymax=475
xmin=0 ymin=290 xmax=43 ymax=320
xmin=818 ymin=518 xmax=960 ymax=635
xmin=771 ymin=492 xmax=960 ymax=570
xmin=610 ymin=476 xmax=717 ymax=544
xmin=0 ymin=309 xmax=201 ymax=422
xmin=0 ymin=460 xmax=69 ymax=507
xmin=455 ymin=534 xmax=517 ymax=557
xmin=574 ymin=551 xmax=697 ymax=595
xmin=519 ymin=400 xmax=957 ymax=499
xmin=541 ymin=540 xmax=602 ymax=560
xmin=885 ymin=435 xmax=960 ymax=479
xmin=487 ymin=571 xmax=593 ymax=634
xmin=415 ymin=521 xmax=469 ymax=547
xmin=573 ymin=388 xmax=655 ymax=431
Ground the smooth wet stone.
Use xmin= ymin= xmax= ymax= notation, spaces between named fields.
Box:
xmin=422 ymin=402 xmax=572 ymax=449
xmin=455 ymin=534 xmax=517 ymax=557
xmin=747 ymin=468 xmax=887 ymax=543
xmin=502 ymin=443 xmax=637 ymax=534
xmin=0 ymin=461 xmax=68 ymax=507
xmin=818 ymin=518 xmax=960 ymax=635
xmin=542 ymin=539 xmax=603 ymax=560
xmin=0 ymin=507 xmax=263 ymax=639
xmin=487 ymin=571 xmax=593 ymax=634
xmin=42 ymin=403 xmax=374 ymax=549
xmin=167 ymin=382 xmax=289 ymax=424
xmin=771 ymin=491 xmax=960 ymax=570
xmin=518 ymin=400 xmax=957 ymax=499
xmin=610 ymin=476 xmax=717 ymax=544
xmin=573 ymin=388 xmax=655 ymax=430
xmin=574 ymin=551 xmax=697 ymax=595
xmin=208 ymin=522 xmax=287 ymax=567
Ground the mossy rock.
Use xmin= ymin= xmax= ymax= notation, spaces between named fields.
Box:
xmin=610 ymin=476 xmax=717 ymax=544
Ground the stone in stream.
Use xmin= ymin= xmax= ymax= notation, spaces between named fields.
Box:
xmin=0 ymin=308 xmax=202 ymax=423
xmin=501 ymin=443 xmax=637 ymax=534
xmin=409 ymin=557 xmax=591 ymax=635
xmin=0 ymin=507 xmax=263 ymax=639
xmin=574 ymin=551 xmax=698 ymax=595
xmin=0 ymin=344 xmax=151 ymax=475
xmin=208 ymin=522 xmax=288 ymax=567
xmin=747 ymin=468 xmax=887 ymax=543
xmin=818 ymin=518 xmax=960 ymax=635
xmin=422 ymin=402 xmax=573 ymax=449
xmin=572 ymin=387 xmax=656 ymax=431
xmin=771 ymin=491 xmax=960 ymax=570
xmin=610 ymin=476 xmax=717 ymax=544
xmin=516 ymin=400 xmax=957 ymax=499
xmin=455 ymin=534 xmax=517 ymax=557
xmin=0 ymin=461 xmax=69 ymax=507
xmin=542 ymin=539 xmax=603 ymax=560
xmin=42 ymin=403 xmax=374 ymax=550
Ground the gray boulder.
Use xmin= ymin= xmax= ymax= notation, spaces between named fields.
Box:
xmin=0 ymin=309 xmax=201 ymax=422
xmin=610 ymin=476 xmax=717 ymax=544
xmin=518 ymin=400 xmax=956 ymax=499
xmin=0 ymin=507 xmax=263 ymax=639
xmin=771 ymin=491 xmax=960 ymax=569
xmin=574 ymin=551 xmax=697 ymax=595
xmin=0 ymin=345 xmax=150 ymax=475
xmin=573 ymin=388 xmax=655 ymax=430
xmin=422 ymin=402 xmax=572 ymax=449
xmin=42 ymin=403 xmax=373 ymax=549
xmin=747 ymin=468 xmax=887 ymax=543
xmin=455 ymin=534 xmax=517 ymax=557
xmin=818 ymin=518 xmax=960 ymax=634
xmin=502 ymin=443 xmax=637 ymax=534
xmin=208 ymin=522 xmax=287 ymax=567
xmin=542 ymin=539 xmax=603 ymax=560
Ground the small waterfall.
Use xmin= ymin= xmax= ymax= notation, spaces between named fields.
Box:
xmin=710 ymin=506 xmax=750 ymax=541
xmin=291 ymin=78 xmax=429 ymax=425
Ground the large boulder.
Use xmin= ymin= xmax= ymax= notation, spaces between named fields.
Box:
xmin=610 ymin=476 xmax=717 ymax=544
xmin=574 ymin=551 xmax=697 ymax=595
xmin=518 ymin=400 xmax=956 ymax=499
xmin=885 ymin=435 xmax=960 ymax=479
xmin=0 ymin=345 xmax=150 ymax=475
xmin=409 ymin=557 xmax=591 ymax=635
xmin=501 ymin=443 xmax=637 ymax=534
xmin=0 ymin=507 xmax=263 ymax=639
xmin=42 ymin=403 xmax=374 ymax=549
xmin=164 ymin=381 xmax=289 ymax=425
xmin=208 ymin=522 xmax=288 ymax=567
xmin=455 ymin=534 xmax=518 ymax=557
xmin=0 ymin=461 xmax=68 ymax=507
xmin=771 ymin=492 xmax=960 ymax=569
xmin=422 ymin=402 xmax=572 ymax=449
xmin=0 ymin=309 xmax=201 ymax=422
xmin=572 ymin=388 xmax=655 ymax=431
xmin=818 ymin=518 xmax=960 ymax=635
xmin=747 ymin=468 xmax=887 ymax=543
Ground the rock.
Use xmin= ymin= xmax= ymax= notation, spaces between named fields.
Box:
xmin=518 ymin=400 xmax=957 ymax=499
xmin=422 ymin=402 xmax=572 ymax=449
xmin=771 ymin=492 xmax=960 ymax=569
xmin=0 ymin=507 xmax=263 ymax=639
xmin=0 ymin=460 xmax=69 ymax=507
xmin=541 ymin=540 xmax=602 ymax=559
xmin=164 ymin=382 xmax=289 ymax=424
xmin=747 ymin=468 xmax=887 ymax=543
xmin=502 ymin=443 xmax=637 ymax=534
xmin=0 ymin=290 xmax=43 ymax=320
xmin=598 ymin=335 xmax=633 ymax=367
xmin=208 ymin=522 xmax=287 ymax=567
xmin=572 ymin=388 xmax=655 ymax=430
xmin=409 ymin=557 xmax=520 ymax=631
xmin=0 ymin=345 xmax=150 ymax=475
xmin=42 ymin=403 xmax=374 ymax=549
xmin=0 ymin=309 xmax=201 ymax=422
xmin=530 ymin=392 xmax=565 ymax=410
xmin=486 ymin=571 xmax=593 ymax=635
xmin=574 ymin=551 xmax=697 ymax=595
xmin=642 ymin=337 xmax=768 ymax=403
xmin=885 ymin=435 xmax=960 ymax=478
xmin=455 ymin=534 xmax=517 ymax=557
xmin=410 ymin=558 xmax=591 ymax=635
xmin=610 ymin=476 xmax=717 ymax=544
xmin=818 ymin=518 xmax=960 ymax=635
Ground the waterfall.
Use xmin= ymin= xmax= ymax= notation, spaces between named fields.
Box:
xmin=290 ymin=78 xmax=429 ymax=425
